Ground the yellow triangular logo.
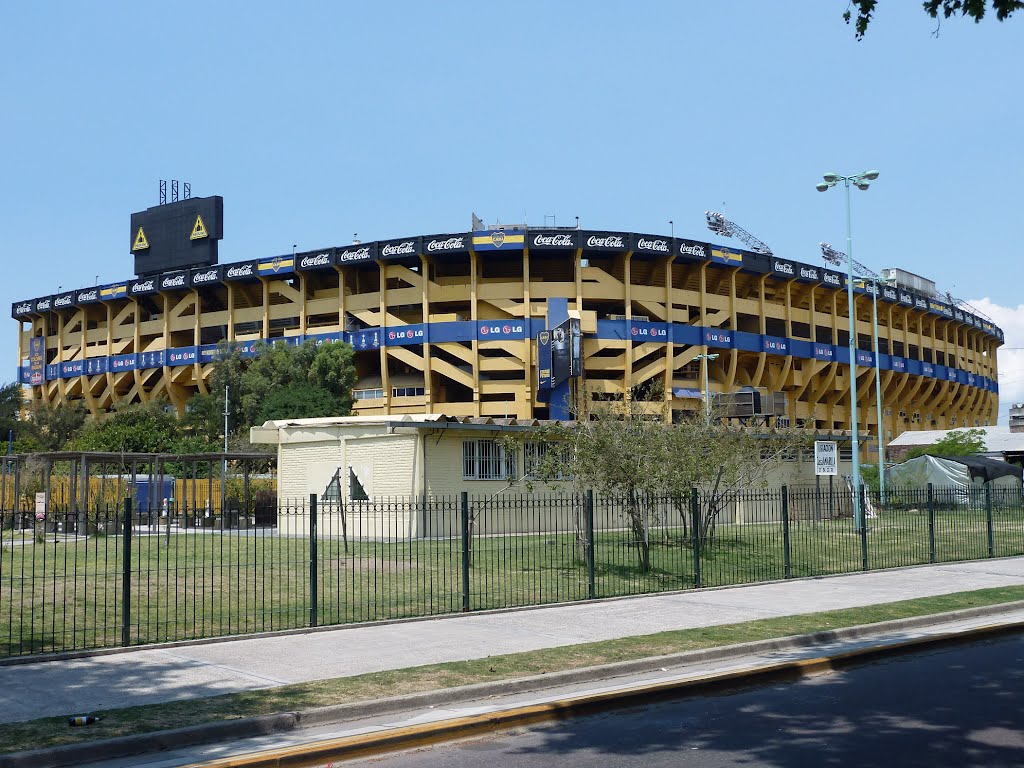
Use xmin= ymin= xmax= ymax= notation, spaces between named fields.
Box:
xmin=190 ymin=214 xmax=208 ymax=241
xmin=132 ymin=227 xmax=149 ymax=251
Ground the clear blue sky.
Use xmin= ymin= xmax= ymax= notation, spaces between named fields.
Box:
xmin=2 ymin=2 xmax=1021 ymax=417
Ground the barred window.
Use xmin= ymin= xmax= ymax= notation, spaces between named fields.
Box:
xmin=463 ymin=440 xmax=517 ymax=481
xmin=524 ymin=441 xmax=569 ymax=479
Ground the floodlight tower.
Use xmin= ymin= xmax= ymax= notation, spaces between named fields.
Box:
xmin=704 ymin=211 xmax=774 ymax=256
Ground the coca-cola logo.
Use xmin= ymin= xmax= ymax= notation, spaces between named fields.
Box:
xmin=299 ymin=253 xmax=332 ymax=268
xmin=191 ymin=270 xmax=219 ymax=284
xmin=899 ymin=292 xmax=912 ymax=303
xmin=586 ymin=235 xmax=624 ymax=249
xmin=338 ymin=247 xmax=371 ymax=262
xmin=132 ymin=280 xmax=155 ymax=293
xmin=226 ymin=264 xmax=255 ymax=278
xmin=533 ymin=233 xmax=574 ymax=247
xmin=54 ymin=295 xmax=73 ymax=307
xmin=823 ymin=272 xmax=841 ymax=286
xmin=14 ymin=303 xmax=31 ymax=314
xmin=161 ymin=275 xmax=186 ymax=289
xmin=637 ymin=238 xmax=669 ymax=252
xmin=678 ymin=243 xmax=706 ymax=258
xmin=883 ymin=288 xmax=897 ymax=300
xmin=78 ymin=290 xmax=98 ymax=301
xmin=799 ymin=267 xmax=818 ymax=280
xmin=773 ymin=261 xmax=795 ymax=276
xmin=915 ymin=298 xmax=928 ymax=308
xmin=426 ymin=237 xmax=465 ymax=252
xmin=35 ymin=299 xmax=51 ymax=311
xmin=381 ymin=241 xmax=416 ymax=257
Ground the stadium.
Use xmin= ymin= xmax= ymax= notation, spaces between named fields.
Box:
xmin=12 ymin=194 xmax=1002 ymax=454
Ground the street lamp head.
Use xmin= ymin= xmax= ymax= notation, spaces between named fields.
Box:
xmin=815 ymin=182 xmax=830 ymax=192
xmin=862 ymin=170 xmax=880 ymax=181
xmin=855 ymin=182 xmax=870 ymax=191
xmin=822 ymin=173 xmax=839 ymax=183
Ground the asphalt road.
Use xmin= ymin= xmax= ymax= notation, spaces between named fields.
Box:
xmin=347 ymin=635 xmax=1024 ymax=768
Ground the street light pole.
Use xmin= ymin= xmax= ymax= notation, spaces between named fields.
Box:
xmin=870 ymin=279 xmax=887 ymax=507
xmin=817 ymin=170 xmax=879 ymax=532
xmin=694 ymin=352 xmax=720 ymax=425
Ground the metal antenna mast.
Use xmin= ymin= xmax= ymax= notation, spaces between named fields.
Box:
xmin=705 ymin=211 xmax=773 ymax=256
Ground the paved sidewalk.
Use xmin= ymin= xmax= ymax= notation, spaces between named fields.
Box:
xmin=2 ymin=558 xmax=1024 ymax=726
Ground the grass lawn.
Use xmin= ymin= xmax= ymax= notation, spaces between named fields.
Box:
xmin=2 ymin=503 xmax=1024 ymax=658
xmin=1 ymin=585 xmax=1023 ymax=756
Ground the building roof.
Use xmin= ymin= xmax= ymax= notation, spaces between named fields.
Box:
xmin=889 ymin=425 xmax=1024 ymax=453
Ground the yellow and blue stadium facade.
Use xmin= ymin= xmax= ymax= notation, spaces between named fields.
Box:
xmin=13 ymin=226 xmax=1002 ymax=450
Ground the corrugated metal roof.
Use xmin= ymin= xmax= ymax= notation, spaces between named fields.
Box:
xmin=889 ymin=425 xmax=1024 ymax=453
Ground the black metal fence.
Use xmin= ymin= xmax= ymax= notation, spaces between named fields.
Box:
xmin=3 ymin=483 xmax=1024 ymax=659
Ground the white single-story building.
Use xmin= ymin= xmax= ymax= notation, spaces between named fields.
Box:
xmin=250 ymin=415 xmax=857 ymax=538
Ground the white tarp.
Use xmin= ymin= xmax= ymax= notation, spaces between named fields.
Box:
xmin=887 ymin=455 xmax=1021 ymax=504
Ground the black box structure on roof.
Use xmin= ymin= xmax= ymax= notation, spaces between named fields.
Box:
xmin=131 ymin=196 xmax=224 ymax=276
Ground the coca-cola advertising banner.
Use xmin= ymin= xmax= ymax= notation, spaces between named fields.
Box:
xmin=159 ymin=271 xmax=189 ymax=292
xmin=676 ymin=239 xmax=710 ymax=262
xmin=76 ymin=287 xmax=102 ymax=305
xmin=378 ymin=237 xmax=421 ymax=261
xmin=630 ymin=234 xmax=672 ymax=257
xmin=821 ymin=269 xmax=845 ymax=291
xmin=337 ymin=242 xmax=378 ymax=266
xmin=295 ymin=248 xmax=337 ymax=272
xmin=129 ymin=277 xmax=159 ymax=297
xmin=223 ymin=260 xmax=260 ymax=282
xmin=771 ymin=258 xmax=797 ymax=280
xmin=581 ymin=232 xmax=627 ymax=251
xmin=11 ymin=300 xmax=33 ymax=318
xmin=189 ymin=266 xmax=223 ymax=289
xmin=422 ymin=234 xmax=469 ymax=257
xmin=528 ymin=230 xmax=578 ymax=250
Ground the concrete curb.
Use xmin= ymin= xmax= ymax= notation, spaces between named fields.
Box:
xmin=3 ymin=601 xmax=1024 ymax=768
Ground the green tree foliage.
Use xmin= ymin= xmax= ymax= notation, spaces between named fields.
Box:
xmin=28 ymin=401 xmax=88 ymax=451
xmin=845 ymin=0 xmax=1021 ymax=38
xmin=258 ymin=382 xmax=346 ymax=422
xmin=0 ymin=382 xmax=27 ymax=449
xmin=902 ymin=428 xmax=987 ymax=460
xmin=72 ymin=401 xmax=180 ymax=453
xmin=519 ymin=386 xmax=807 ymax=572
xmin=238 ymin=340 xmax=355 ymax=430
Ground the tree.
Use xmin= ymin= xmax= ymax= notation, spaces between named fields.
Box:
xmin=258 ymin=382 xmax=345 ymax=422
xmin=521 ymin=385 xmax=807 ymax=572
xmin=902 ymin=427 xmax=986 ymax=460
xmin=28 ymin=401 xmax=88 ymax=451
xmin=846 ymin=1 xmax=1021 ymax=38
xmin=72 ymin=400 xmax=179 ymax=454
xmin=0 ymin=382 xmax=27 ymax=448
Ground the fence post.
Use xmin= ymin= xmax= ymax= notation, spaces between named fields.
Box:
xmin=927 ymin=483 xmax=936 ymax=564
xmin=461 ymin=492 xmax=471 ymax=612
xmin=121 ymin=497 xmax=132 ymax=647
xmin=781 ymin=485 xmax=791 ymax=579
xmin=859 ymin=484 xmax=869 ymax=572
xmin=585 ymin=490 xmax=596 ymax=600
xmin=309 ymin=494 xmax=318 ymax=628
xmin=690 ymin=486 xmax=701 ymax=589
xmin=985 ymin=485 xmax=995 ymax=559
